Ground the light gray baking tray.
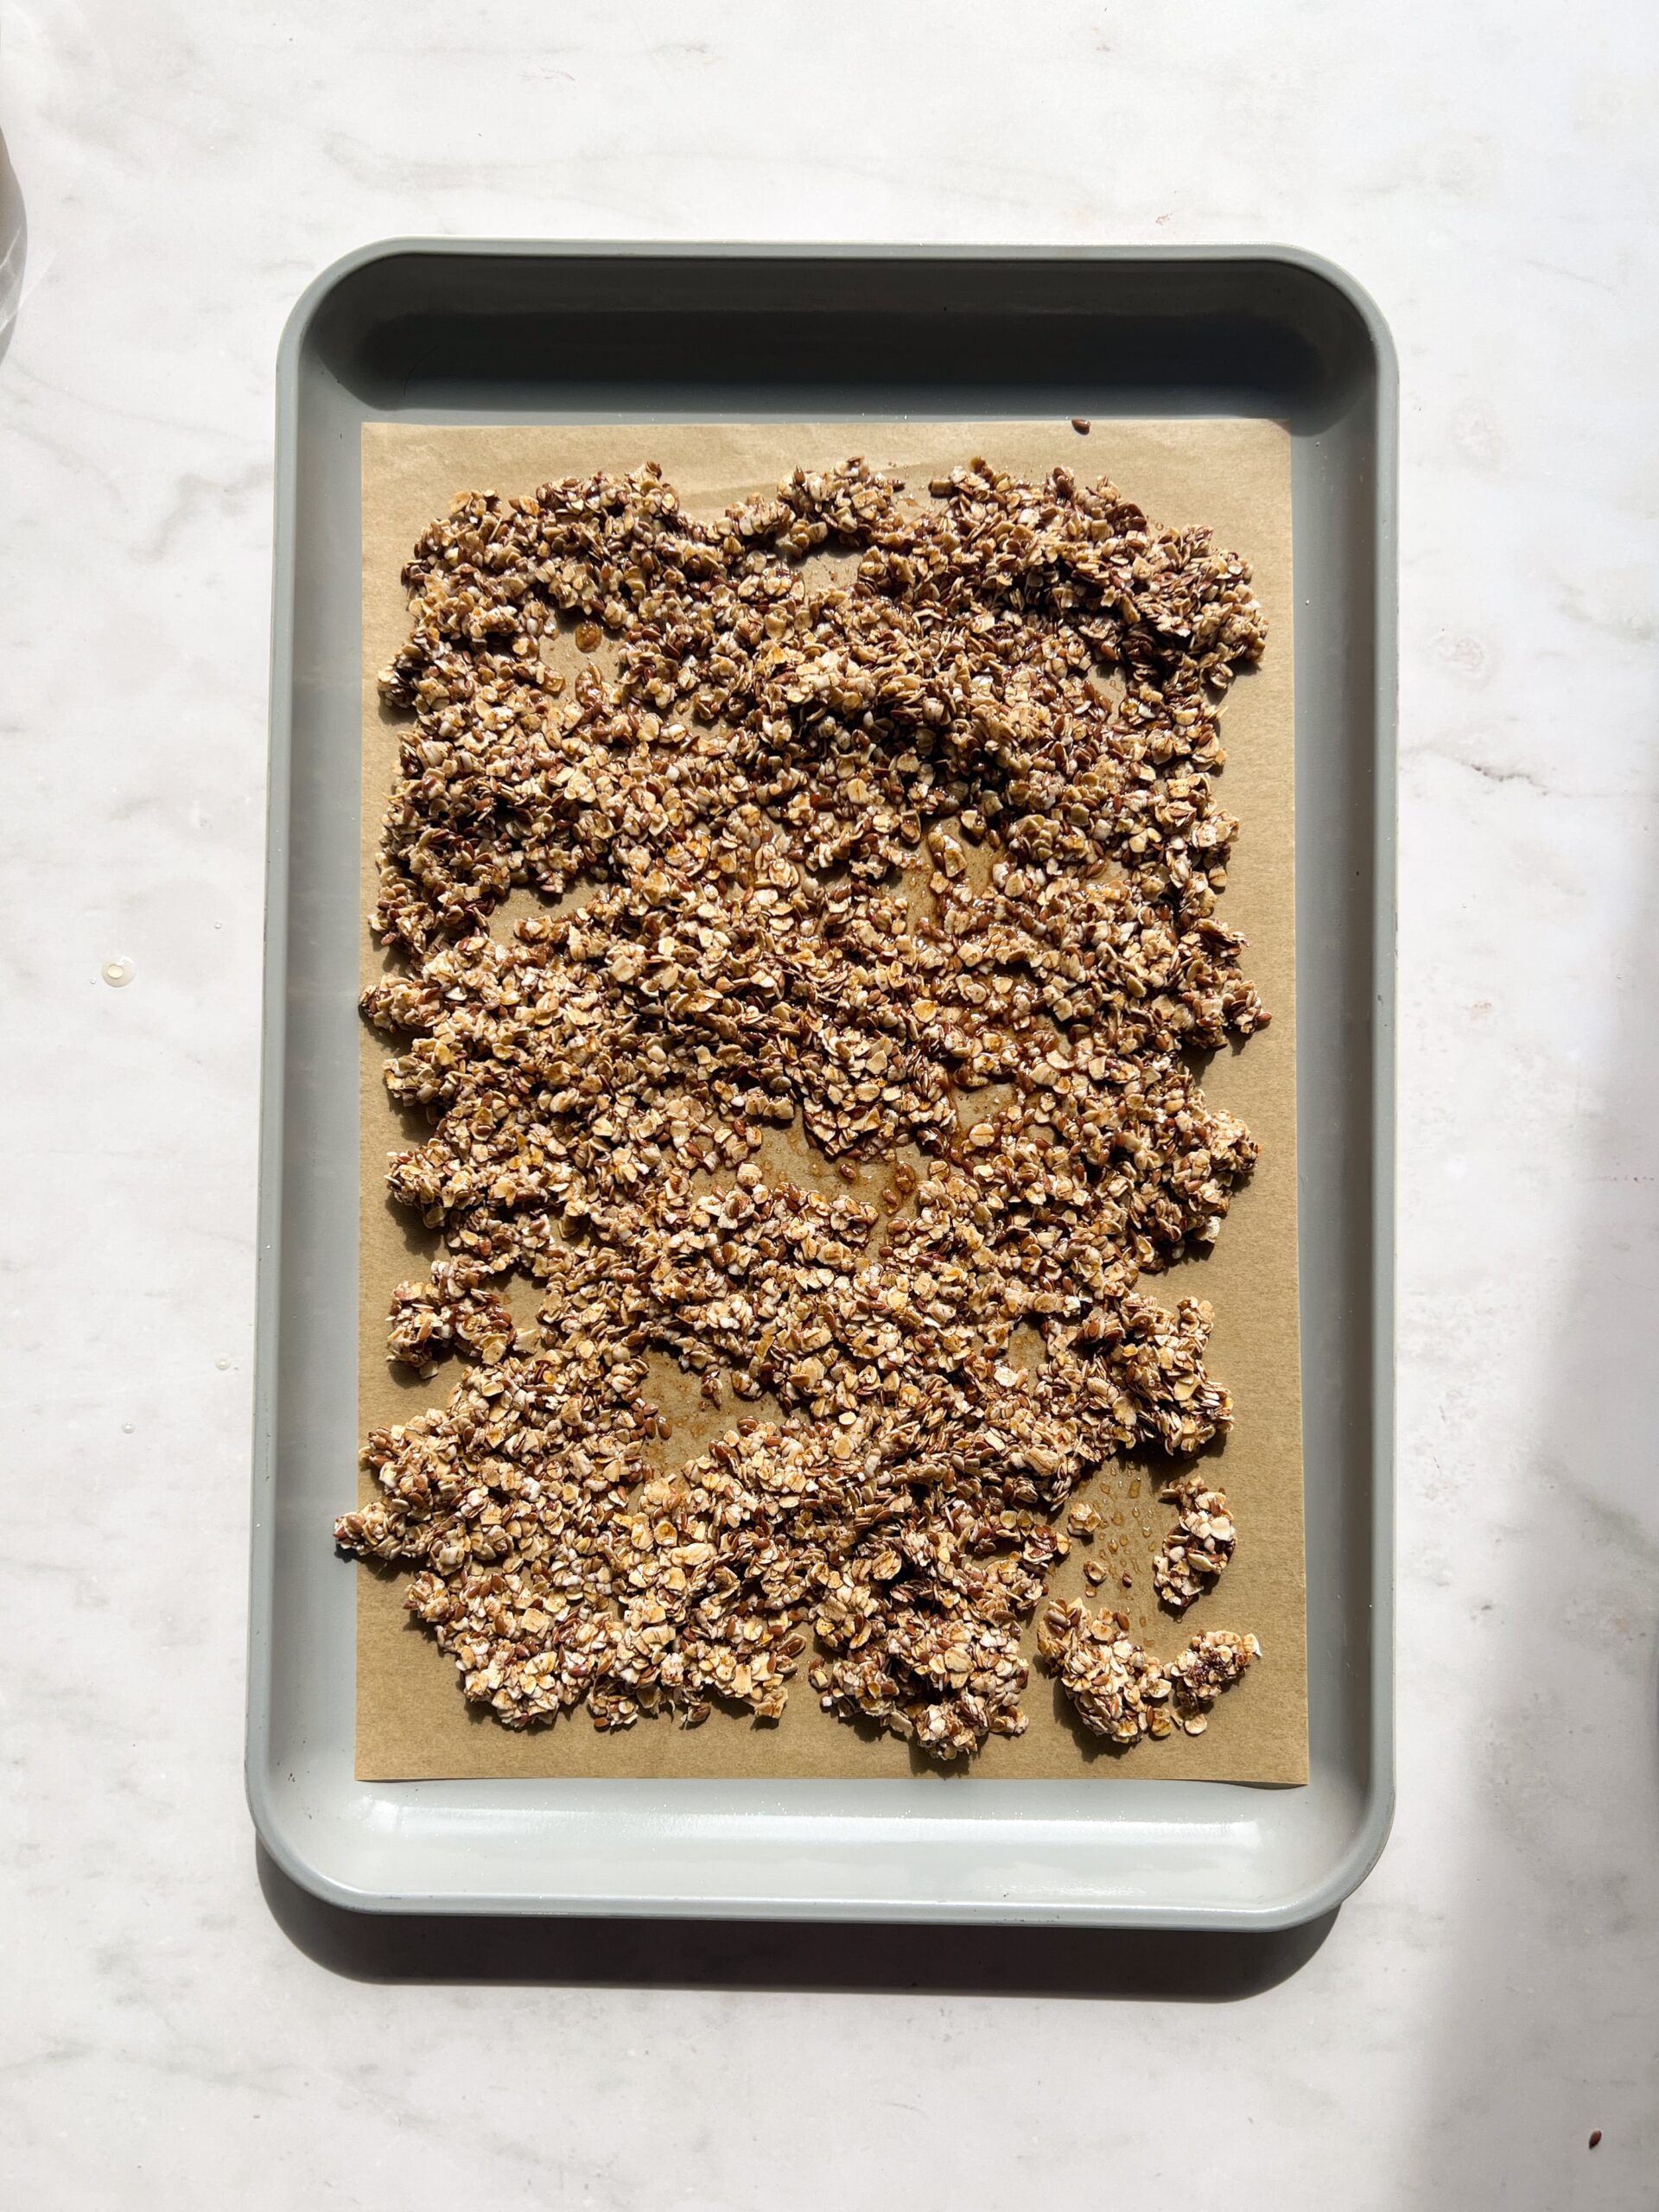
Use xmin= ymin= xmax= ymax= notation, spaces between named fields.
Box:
xmin=251 ymin=241 xmax=1395 ymax=1926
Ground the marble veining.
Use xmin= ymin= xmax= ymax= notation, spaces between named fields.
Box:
xmin=3 ymin=2 xmax=1656 ymax=2205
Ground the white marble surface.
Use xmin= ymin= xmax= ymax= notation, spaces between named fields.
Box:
xmin=3 ymin=2 xmax=1657 ymax=2203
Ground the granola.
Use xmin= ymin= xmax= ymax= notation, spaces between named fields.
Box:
xmin=1036 ymin=1598 xmax=1259 ymax=1745
xmin=337 ymin=455 xmax=1268 ymax=1759
xmin=1151 ymin=1475 xmax=1236 ymax=1611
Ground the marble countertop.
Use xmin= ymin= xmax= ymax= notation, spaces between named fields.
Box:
xmin=4 ymin=3 xmax=1656 ymax=2205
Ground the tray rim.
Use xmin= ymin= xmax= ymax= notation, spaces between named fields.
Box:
xmin=250 ymin=236 xmax=1397 ymax=1928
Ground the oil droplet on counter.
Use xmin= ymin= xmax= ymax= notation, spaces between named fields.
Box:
xmin=102 ymin=957 xmax=137 ymax=988
xmin=122 ymin=1421 xmax=135 ymax=1433
xmin=215 ymin=1357 xmax=232 ymax=1371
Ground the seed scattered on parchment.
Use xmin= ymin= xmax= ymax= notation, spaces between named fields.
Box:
xmin=336 ymin=454 xmax=1268 ymax=1760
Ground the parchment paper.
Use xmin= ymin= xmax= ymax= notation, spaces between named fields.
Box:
xmin=356 ymin=419 xmax=1306 ymax=1784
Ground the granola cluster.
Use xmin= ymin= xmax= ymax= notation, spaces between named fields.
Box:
xmin=1151 ymin=1475 xmax=1237 ymax=1611
xmin=1036 ymin=1601 xmax=1260 ymax=1743
xmin=337 ymin=456 xmax=1267 ymax=1759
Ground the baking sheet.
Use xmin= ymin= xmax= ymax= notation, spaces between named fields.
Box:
xmin=354 ymin=417 xmax=1306 ymax=1785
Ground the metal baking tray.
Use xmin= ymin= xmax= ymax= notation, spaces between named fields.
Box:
xmin=251 ymin=241 xmax=1395 ymax=1926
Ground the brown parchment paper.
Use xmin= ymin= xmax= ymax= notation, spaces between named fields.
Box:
xmin=355 ymin=419 xmax=1306 ymax=1784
